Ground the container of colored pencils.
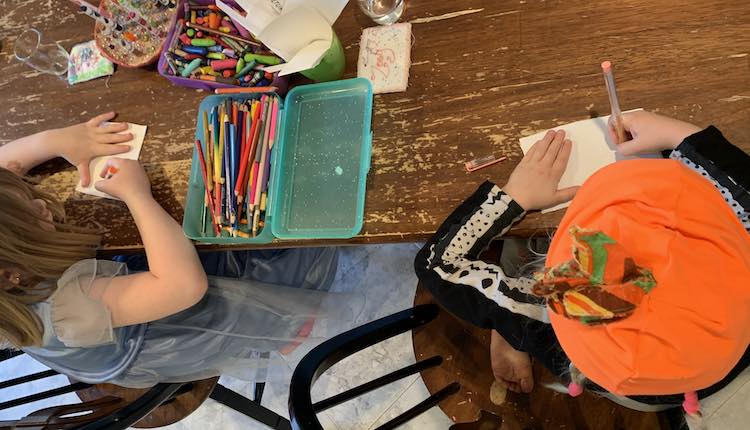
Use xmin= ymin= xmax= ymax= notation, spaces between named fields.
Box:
xmin=184 ymin=92 xmax=280 ymax=242
xmin=183 ymin=78 xmax=375 ymax=244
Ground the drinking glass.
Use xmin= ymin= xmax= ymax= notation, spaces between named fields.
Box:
xmin=14 ymin=28 xmax=69 ymax=76
xmin=357 ymin=0 xmax=405 ymax=25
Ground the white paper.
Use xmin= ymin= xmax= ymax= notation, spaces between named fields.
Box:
xmin=257 ymin=7 xmax=331 ymax=61
xmin=218 ymin=0 xmax=345 ymax=76
xmin=518 ymin=109 xmax=657 ymax=213
xmin=75 ymin=123 xmax=147 ymax=199
xmin=266 ymin=39 xmax=330 ymax=76
xmin=216 ymin=0 xmax=278 ymax=36
xmin=284 ymin=0 xmax=349 ymax=25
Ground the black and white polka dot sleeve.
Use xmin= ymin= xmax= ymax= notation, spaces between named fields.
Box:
xmin=415 ymin=182 xmax=550 ymax=336
xmin=668 ymin=126 xmax=750 ymax=232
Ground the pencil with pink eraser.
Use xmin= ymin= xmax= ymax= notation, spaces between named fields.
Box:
xmin=601 ymin=60 xmax=625 ymax=144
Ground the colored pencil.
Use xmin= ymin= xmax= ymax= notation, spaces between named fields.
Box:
xmin=237 ymin=100 xmax=259 ymax=199
xmin=228 ymin=123 xmax=237 ymax=225
xmin=268 ymin=97 xmax=279 ymax=149
xmin=214 ymin=86 xmax=278 ymax=95
xmin=202 ymin=110 xmax=212 ymax=190
xmin=194 ymin=139 xmax=220 ymax=236
xmin=254 ymin=96 xmax=272 ymax=207
xmin=248 ymin=97 xmax=267 ymax=212
xmin=184 ymin=22 xmax=261 ymax=47
xmin=252 ymin=98 xmax=273 ymax=235
xmin=223 ymin=118 xmax=231 ymax=223
xmin=240 ymin=107 xmax=251 ymax=200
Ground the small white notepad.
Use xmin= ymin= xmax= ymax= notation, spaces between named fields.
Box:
xmin=358 ymin=23 xmax=411 ymax=94
xmin=76 ymin=123 xmax=147 ymax=199
xmin=519 ymin=109 xmax=657 ymax=213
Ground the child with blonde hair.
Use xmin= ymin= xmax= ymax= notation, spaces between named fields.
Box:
xmin=0 ymin=112 xmax=357 ymax=388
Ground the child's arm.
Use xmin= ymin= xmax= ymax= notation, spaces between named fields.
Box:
xmin=0 ymin=112 xmax=132 ymax=185
xmin=415 ymin=130 xmax=576 ymax=341
xmin=612 ymin=111 xmax=750 ymax=230
xmin=88 ymin=158 xmax=207 ymax=327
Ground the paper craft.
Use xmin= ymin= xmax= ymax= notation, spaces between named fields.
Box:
xmin=358 ymin=23 xmax=412 ymax=94
xmin=76 ymin=123 xmax=147 ymax=199
xmin=67 ymin=40 xmax=114 ymax=85
xmin=518 ymin=109 xmax=657 ymax=213
xmin=217 ymin=0 xmax=348 ymax=76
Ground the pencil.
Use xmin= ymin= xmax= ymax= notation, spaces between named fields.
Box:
xmin=214 ymin=86 xmax=278 ymax=95
xmin=236 ymin=100 xmax=259 ymax=199
xmin=601 ymin=61 xmax=625 ymax=144
xmin=249 ymin=97 xmax=267 ymax=212
xmin=268 ymin=97 xmax=279 ymax=149
xmin=259 ymin=192 xmax=267 ymax=232
xmin=261 ymin=98 xmax=277 ymax=196
xmin=254 ymin=96 xmax=272 ymax=208
xmin=201 ymin=204 xmax=207 ymax=235
xmin=224 ymin=119 xmax=233 ymax=225
xmin=202 ymin=110 xmax=212 ymax=191
xmin=184 ymin=22 xmax=261 ymax=47
xmin=252 ymin=98 xmax=272 ymax=235
xmin=194 ymin=139 xmax=220 ymax=236
xmin=229 ymin=123 xmax=237 ymax=225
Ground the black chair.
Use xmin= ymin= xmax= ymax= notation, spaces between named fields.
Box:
xmin=0 ymin=349 xmax=292 ymax=430
xmin=289 ymin=304 xmax=460 ymax=430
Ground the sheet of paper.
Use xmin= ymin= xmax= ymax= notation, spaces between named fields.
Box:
xmin=518 ymin=109 xmax=657 ymax=213
xmin=258 ymin=7 xmax=331 ymax=61
xmin=216 ymin=0 xmax=278 ymax=36
xmin=284 ymin=0 xmax=349 ymax=25
xmin=357 ymin=23 xmax=412 ymax=94
xmin=75 ymin=123 xmax=147 ymax=199
xmin=265 ymin=39 xmax=330 ymax=76
xmin=218 ymin=0 xmax=345 ymax=76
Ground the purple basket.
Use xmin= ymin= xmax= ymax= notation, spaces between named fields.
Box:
xmin=158 ymin=0 xmax=288 ymax=93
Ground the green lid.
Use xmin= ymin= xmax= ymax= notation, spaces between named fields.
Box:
xmin=271 ymin=78 xmax=373 ymax=239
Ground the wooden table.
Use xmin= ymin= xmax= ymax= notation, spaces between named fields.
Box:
xmin=2 ymin=0 xmax=749 ymax=251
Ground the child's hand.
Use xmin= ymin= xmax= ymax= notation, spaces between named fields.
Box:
xmin=609 ymin=110 xmax=701 ymax=156
xmin=50 ymin=112 xmax=133 ymax=187
xmin=491 ymin=331 xmax=534 ymax=393
xmin=504 ymin=130 xmax=578 ymax=211
xmin=94 ymin=158 xmax=152 ymax=203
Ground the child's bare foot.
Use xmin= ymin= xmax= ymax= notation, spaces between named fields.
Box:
xmin=490 ymin=330 xmax=534 ymax=393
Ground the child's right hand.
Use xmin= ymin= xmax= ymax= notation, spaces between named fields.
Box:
xmin=94 ymin=158 xmax=152 ymax=203
xmin=51 ymin=112 xmax=134 ymax=187
xmin=609 ymin=111 xmax=701 ymax=156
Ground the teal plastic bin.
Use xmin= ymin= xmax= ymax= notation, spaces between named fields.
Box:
xmin=182 ymin=78 xmax=373 ymax=244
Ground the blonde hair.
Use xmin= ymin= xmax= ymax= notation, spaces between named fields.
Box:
xmin=0 ymin=167 xmax=100 ymax=347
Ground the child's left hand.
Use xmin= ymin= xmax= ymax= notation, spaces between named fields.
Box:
xmin=50 ymin=112 xmax=133 ymax=186
xmin=503 ymin=129 xmax=578 ymax=211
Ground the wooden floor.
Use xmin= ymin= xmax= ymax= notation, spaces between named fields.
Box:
xmin=411 ymin=240 xmax=679 ymax=429
xmin=412 ymin=284 xmax=674 ymax=430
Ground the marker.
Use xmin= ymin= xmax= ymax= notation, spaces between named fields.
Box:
xmin=104 ymin=166 xmax=118 ymax=179
xmin=465 ymin=155 xmax=507 ymax=172
xmin=601 ymin=61 xmax=625 ymax=144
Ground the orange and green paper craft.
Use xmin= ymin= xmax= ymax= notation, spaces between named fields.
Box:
xmin=532 ymin=226 xmax=656 ymax=325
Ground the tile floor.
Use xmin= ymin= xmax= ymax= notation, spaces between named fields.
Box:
xmin=0 ymin=244 xmax=453 ymax=430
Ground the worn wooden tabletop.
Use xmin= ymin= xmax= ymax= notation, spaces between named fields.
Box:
xmin=1 ymin=0 xmax=749 ymax=251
